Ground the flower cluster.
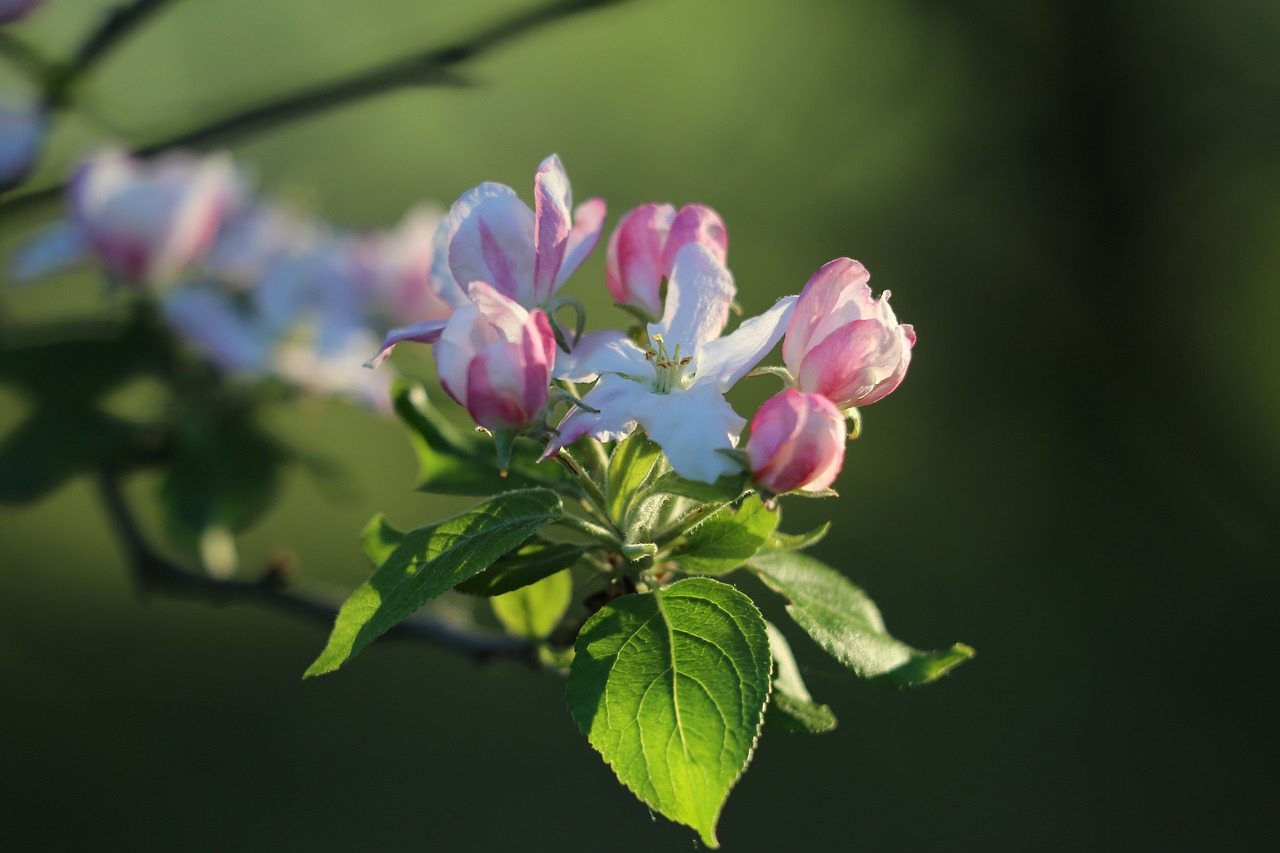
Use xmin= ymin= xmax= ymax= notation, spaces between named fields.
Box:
xmin=368 ymin=155 xmax=917 ymax=491
xmin=7 ymin=148 xmax=477 ymax=410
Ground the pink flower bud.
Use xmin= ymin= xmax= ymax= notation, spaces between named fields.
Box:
xmin=746 ymin=389 xmax=846 ymax=494
xmin=782 ymin=258 xmax=916 ymax=410
xmin=69 ymin=149 xmax=242 ymax=284
xmin=434 ymin=281 xmax=556 ymax=431
xmin=606 ymin=203 xmax=728 ymax=319
xmin=0 ymin=100 xmax=43 ymax=191
xmin=0 ymin=0 xmax=41 ymax=25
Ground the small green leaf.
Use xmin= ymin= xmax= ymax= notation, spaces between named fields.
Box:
xmin=455 ymin=540 xmax=590 ymax=596
xmin=566 ymin=577 xmax=771 ymax=849
xmin=360 ymin=514 xmax=405 ymax=568
xmin=305 ymin=488 xmax=563 ymax=677
xmin=605 ymin=430 xmax=663 ymax=530
xmin=770 ymin=521 xmax=831 ymax=551
xmin=670 ymin=495 xmax=779 ymax=574
xmin=764 ymin=622 xmax=836 ymax=735
xmin=392 ymin=381 xmax=560 ymax=495
xmin=650 ymin=469 xmax=748 ymax=504
xmin=491 ymin=570 xmax=573 ymax=639
xmin=747 ymin=550 xmax=973 ymax=686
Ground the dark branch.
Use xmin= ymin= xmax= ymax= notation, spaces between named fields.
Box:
xmin=94 ymin=467 xmax=537 ymax=666
xmin=0 ymin=0 xmax=631 ymax=217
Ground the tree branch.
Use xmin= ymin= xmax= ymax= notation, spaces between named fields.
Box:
xmin=0 ymin=0 xmax=632 ymax=216
xmin=94 ymin=467 xmax=537 ymax=666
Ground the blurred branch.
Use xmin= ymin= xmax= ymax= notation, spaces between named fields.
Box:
xmin=48 ymin=0 xmax=181 ymax=104
xmin=0 ymin=0 xmax=631 ymax=216
xmin=95 ymin=467 xmax=537 ymax=667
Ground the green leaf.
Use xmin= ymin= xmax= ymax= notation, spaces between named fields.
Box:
xmin=770 ymin=521 xmax=831 ymax=551
xmin=456 ymin=539 xmax=590 ymax=596
xmin=393 ymin=381 xmax=561 ymax=495
xmin=649 ymin=469 xmax=748 ymax=504
xmin=670 ymin=495 xmax=779 ymax=574
xmin=360 ymin=514 xmax=405 ymax=568
xmin=305 ymin=488 xmax=563 ymax=677
xmin=747 ymin=550 xmax=974 ymax=686
xmin=605 ymin=430 xmax=663 ymax=530
xmin=566 ymin=577 xmax=771 ymax=849
xmin=764 ymin=622 xmax=837 ymax=735
xmin=491 ymin=570 xmax=573 ymax=639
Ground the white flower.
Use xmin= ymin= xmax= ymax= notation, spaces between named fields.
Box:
xmin=546 ymin=242 xmax=795 ymax=483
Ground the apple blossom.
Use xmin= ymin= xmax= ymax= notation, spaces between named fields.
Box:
xmin=606 ymin=203 xmax=727 ymax=320
xmin=546 ymin=242 xmax=796 ymax=483
xmin=0 ymin=99 xmax=43 ymax=192
xmin=782 ymin=257 xmax=916 ymax=410
xmin=447 ymin=153 xmax=604 ymax=307
xmin=67 ymin=149 xmax=243 ymax=284
xmin=746 ymin=389 xmax=846 ymax=495
xmin=434 ymin=281 xmax=557 ymax=432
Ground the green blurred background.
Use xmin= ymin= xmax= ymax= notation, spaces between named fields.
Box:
xmin=2 ymin=0 xmax=1277 ymax=849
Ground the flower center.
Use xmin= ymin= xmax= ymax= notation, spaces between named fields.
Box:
xmin=644 ymin=333 xmax=693 ymax=394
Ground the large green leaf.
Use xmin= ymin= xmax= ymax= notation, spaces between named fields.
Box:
xmin=491 ymin=570 xmax=573 ymax=639
xmin=392 ymin=381 xmax=561 ymax=495
xmin=455 ymin=539 xmax=590 ymax=596
xmin=747 ymin=550 xmax=973 ymax=686
xmin=669 ymin=495 xmax=779 ymax=574
xmin=605 ymin=430 xmax=662 ymax=531
xmin=566 ymin=577 xmax=771 ymax=848
xmin=764 ymin=622 xmax=836 ymax=735
xmin=305 ymin=488 xmax=563 ymax=677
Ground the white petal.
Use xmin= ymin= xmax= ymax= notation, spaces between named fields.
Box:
xmin=552 ymin=329 xmax=648 ymax=383
xmin=696 ymin=295 xmax=797 ymax=390
xmin=649 ymin=242 xmax=735 ymax=351
xmin=637 ymin=383 xmax=746 ymax=483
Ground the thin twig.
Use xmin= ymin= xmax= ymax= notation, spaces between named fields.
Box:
xmin=94 ymin=467 xmax=536 ymax=665
xmin=0 ymin=0 xmax=632 ymax=217
xmin=52 ymin=0 xmax=180 ymax=102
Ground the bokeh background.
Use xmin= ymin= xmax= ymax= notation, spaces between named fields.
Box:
xmin=2 ymin=0 xmax=1277 ymax=849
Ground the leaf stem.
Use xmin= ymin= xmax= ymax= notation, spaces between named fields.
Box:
xmin=555 ymin=512 xmax=622 ymax=551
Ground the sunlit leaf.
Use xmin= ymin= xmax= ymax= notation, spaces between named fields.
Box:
xmin=605 ymin=430 xmax=662 ymax=530
xmin=747 ymin=550 xmax=973 ymax=686
xmin=491 ymin=569 xmax=572 ymax=639
xmin=566 ymin=577 xmax=771 ymax=848
xmin=764 ymin=622 xmax=836 ymax=734
xmin=360 ymin=514 xmax=405 ymax=568
xmin=670 ymin=495 xmax=778 ymax=574
xmin=305 ymin=488 xmax=563 ymax=677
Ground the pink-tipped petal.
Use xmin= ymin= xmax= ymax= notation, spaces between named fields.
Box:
xmin=661 ymin=204 xmax=728 ymax=274
xmin=747 ymin=390 xmax=846 ymax=494
xmin=532 ymin=154 xmax=573 ymax=302
xmin=366 ymin=319 xmax=448 ymax=368
xmin=447 ymin=182 xmax=536 ymax=305
xmin=555 ymin=196 xmax=606 ymax=290
xmin=796 ymin=317 xmax=913 ymax=409
xmin=606 ymin=203 xmax=674 ymax=318
xmin=782 ymin=258 xmax=871 ymax=371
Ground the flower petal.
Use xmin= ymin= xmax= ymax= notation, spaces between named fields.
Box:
xmin=796 ymin=317 xmax=914 ymax=408
xmin=447 ymin=182 xmax=536 ymax=305
xmin=661 ymin=204 xmax=728 ymax=273
xmin=782 ymin=257 xmax=872 ymax=372
xmin=555 ymin=196 xmax=606 ymax=290
xmin=533 ymin=154 xmax=572 ymax=303
xmin=365 ymin=319 xmax=448 ymax=368
xmin=649 ymin=242 xmax=735 ymax=351
xmin=636 ymin=382 xmax=746 ymax=483
xmin=544 ymin=373 xmax=647 ymax=457
xmin=606 ymin=202 xmax=674 ymax=318
xmin=551 ymin=328 xmax=647 ymax=383
xmin=696 ymin=295 xmax=797 ymax=390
